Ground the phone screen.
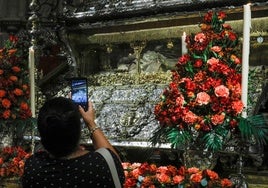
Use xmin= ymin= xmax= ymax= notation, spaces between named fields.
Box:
xmin=71 ymin=78 xmax=88 ymax=111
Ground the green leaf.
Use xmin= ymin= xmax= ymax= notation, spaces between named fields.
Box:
xmin=167 ymin=128 xmax=191 ymax=149
xmin=203 ymin=130 xmax=225 ymax=152
xmin=193 ymin=54 xmax=203 ymax=59
xmin=239 ymin=115 xmax=268 ymax=146
xmin=150 ymin=126 xmax=170 ymax=146
xmin=185 ymin=62 xmax=194 ymax=74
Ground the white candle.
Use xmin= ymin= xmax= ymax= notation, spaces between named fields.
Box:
xmin=241 ymin=4 xmax=251 ymax=118
xmin=181 ymin=32 xmax=188 ymax=55
xmin=29 ymin=46 xmax=36 ymax=118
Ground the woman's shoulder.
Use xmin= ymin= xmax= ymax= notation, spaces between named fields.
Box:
xmin=93 ymin=148 xmax=123 ymax=169
xmin=94 ymin=148 xmax=119 ymax=160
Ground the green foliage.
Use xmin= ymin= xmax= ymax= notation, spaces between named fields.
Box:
xmin=239 ymin=115 xmax=268 ymax=146
xmin=167 ymin=128 xmax=191 ymax=149
xmin=150 ymin=127 xmax=192 ymax=149
xmin=203 ymin=133 xmax=223 ymax=152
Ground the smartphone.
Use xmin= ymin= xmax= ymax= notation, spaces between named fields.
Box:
xmin=71 ymin=77 xmax=88 ymax=111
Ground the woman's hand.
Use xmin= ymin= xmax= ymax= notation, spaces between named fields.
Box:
xmin=78 ymin=101 xmax=120 ymax=159
xmin=78 ymin=101 xmax=96 ymax=129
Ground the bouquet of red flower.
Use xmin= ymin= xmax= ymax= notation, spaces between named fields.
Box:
xmin=122 ymin=162 xmax=233 ymax=188
xmin=153 ymin=11 xmax=243 ymax=152
xmin=153 ymin=10 xmax=268 ymax=152
xmin=0 ymin=35 xmax=32 ymax=120
xmin=0 ymin=146 xmax=31 ymax=179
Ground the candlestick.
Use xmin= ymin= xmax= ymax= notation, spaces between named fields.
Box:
xmin=241 ymin=4 xmax=251 ymax=118
xmin=29 ymin=46 xmax=36 ymax=118
xmin=181 ymin=32 xmax=188 ymax=55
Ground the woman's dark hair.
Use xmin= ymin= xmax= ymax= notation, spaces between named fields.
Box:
xmin=37 ymin=97 xmax=81 ymax=158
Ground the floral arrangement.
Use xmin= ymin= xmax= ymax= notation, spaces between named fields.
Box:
xmin=122 ymin=162 xmax=233 ymax=188
xmin=0 ymin=35 xmax=32 ymax=120
xmin=0 ymin=146 xmax=31 ymax=179
xmin=153 ymin=11 xmax=268 ymax=152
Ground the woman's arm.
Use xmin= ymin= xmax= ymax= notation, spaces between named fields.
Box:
xmin=78 ymin=102 xmax=120 ymax=159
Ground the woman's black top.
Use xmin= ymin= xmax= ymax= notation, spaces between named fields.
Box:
xmin=22 ymin=149 xmax=125 ymax=188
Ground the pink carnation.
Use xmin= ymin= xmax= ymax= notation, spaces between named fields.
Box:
xmin=214 ymin=85 xmax=229 ymax=98
xmin=207 ymin=57 xmax=219 ymax=66
xmin=196 ymin=92 xmax=210 ymax=105
xmin=194 ymin=33 xmax=206 ymax=43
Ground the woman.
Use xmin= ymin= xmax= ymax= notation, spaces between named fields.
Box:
xmin=22 ymin=97 xmax=125 ymax=187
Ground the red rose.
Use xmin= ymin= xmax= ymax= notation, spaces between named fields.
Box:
xmin=12 ymin=66 xmax=21 ymax=72
xmin=124 ymin=178 xmax=137 ymax=187
xmin=122 ymin=162 xmax=131 ymax=170
xmin=167 ymin=165 xmax=178 ymax=176
xmin=219 ymin=63 xmax=230 ymax=75
xmin=194 ymin=33 xmax=206 ymax=43
xmin=194 ymin=59 xmax=203 ymax=68
xmin=150 ymin=164 xmax=157 ymax=173
xmin=0 ymin=90 xmax=6 ymax=97
xmin=13 ymin=88 xmax=24 ymax=96
xmin=194 ymin=71 xmax=206 ymax=83
xmin=190 ymin=173 xmax=202 ymax=183
xmin=231 ymin=100 xmax=244 ymax=115
xmin=178 ymin=166 xmax=186 ymax=176
xmin=0 ymin=167 xmax=5 ymax=177
xmin=9 ymin=35 xmax=18 ymax=43
xmin=177 ymin=54 xmax=190 ymax=65
xmin=211 ymin=113 xmax=225 ymax=125
xmin=157 ymin=166 xmax=169 ymax=174
xmin=8 ymin=49 xmax=17 ymax=56
xmin=221 ymin=178 xmax=233 ymax=187
xmin=173 ymin=175 xmax=184 ymax=184
xmin=183 ymin=111 xmax=198 ymax=124
xmin=156 ymin=173 xmax=171 ymax=184
xmin=2 ymin=98 xmax=11 ymax=108
xmin=228 ymin=31 xmax=237 ymax=41
xmin=200 ymin=23 xmax=211 ymax=31
xmin=211 ymin=46 xmax=222 ymax=53
xmin=9 ymin=75 xmax=18 ymax=82
xmin=20 ymin=102 xmax=29 ymax=111
xmin=206 ymin=169 xmax=219 ymax=180
xmin=223 ymin=23 xmax=232 ymax=30
xmin=217 ymin=11 xmax=227 ymax=21
xmin=204 ymin=11 xmax=213 ymax=23
xmin=184 ymin=78 xmax=196 ymax=91
xmin=187 ymin=167 xmax=200 ymax=174
xmin=2 ymin=109 xmax=11 ymax=119
xmin=142 ymin=176 xmax=154 ymax=187
xmin=207 ymin=57 xmax=220 ymax=66
xmin=175 ymin=95 xmax=185 ymax=106
xmin=230 ymin=119 xmax=238 ymax=128
xmin=230 ymin=54 xmax=241 ymax=64
xmin=22 ymin=84 xmax=29 ymax=91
